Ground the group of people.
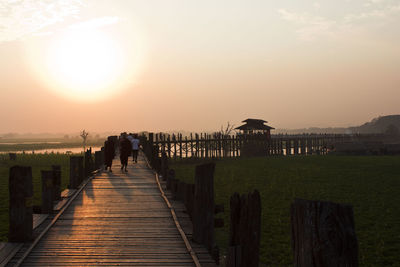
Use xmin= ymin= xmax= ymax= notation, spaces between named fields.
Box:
xmin=104 ymin=133 xmax=140 ymax=172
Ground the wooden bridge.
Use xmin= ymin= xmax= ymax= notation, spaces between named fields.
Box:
xmin=4 ymin=154 xmax=216 ymax=266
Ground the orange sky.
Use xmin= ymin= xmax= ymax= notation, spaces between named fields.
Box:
xmin=0 ymin=0 xmax=399 ymax=133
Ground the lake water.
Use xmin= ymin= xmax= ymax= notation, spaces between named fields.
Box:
xmin=1 ymin=146 xmax=102 ymax=154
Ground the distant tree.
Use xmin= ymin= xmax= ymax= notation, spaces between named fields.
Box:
xmin=220 ymin=121 xmax=236 ymax=137
xmin=385 ymin=124 xmax=400 ymax=136
xmin=80 ymin=130 xmax=89 ymax=151
xmin=220 ymin=121 xmax=236 ymax=157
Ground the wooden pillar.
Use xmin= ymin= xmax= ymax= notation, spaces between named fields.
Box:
xmin=69 ymin=156 xmax=83 ymax=189
xmin=179 ymin=134 xmax=183 ymax=159
xmin=205 ymin=134 xmax=209 ymax=159
xmin=294 ymin=139 xmax=299 ymax=155
xmin=52 ymin=165 xmax=62 ymax=201
xmin=300 ymin=139 xmax=306 ymax=155
xmin=84 ymin=148 xmax=93 ymax=177
xmin=173 ymin=134 xmax=177 ymax=159
xmin=287 ymin=140 xmax=291 ymax=155
xmin=167 ymin=135 xmax=171 ymax=158
xmin=41 ymin=170 xmax=54 ymax=214
xmin=9 ymin=166 xmax=33 ymax=242
xmin=161 ymin=152 xmax=168 ymax=181
xmin=227 ymin=190 xmax=261 ymax=267
xmin=193 ymin=163 xmax=215 ymax=251
xmin=185 ymin=136 xmax=188 ymax=158
xmin=94 ymin=151 xmax=102 ymax=170
xmin=291 ymin=199 xmax=358 ymax=267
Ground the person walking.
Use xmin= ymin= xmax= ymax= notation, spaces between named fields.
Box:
xmin=130 ymin=134 xmax=140 ymax=163
xmin=119 ymin=133 xmax=132 ymax=172
xmin=104 ymin=136 xmax=115 ymax=172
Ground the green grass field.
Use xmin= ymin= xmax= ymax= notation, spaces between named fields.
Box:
xmin=0 ymin=153 xmax=72 ymax=242
xmin=170 ymin=155 xmax=400 ymax=266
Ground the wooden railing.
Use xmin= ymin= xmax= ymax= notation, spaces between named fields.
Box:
xmin=141 ymin=132 xmax=388 ymax=159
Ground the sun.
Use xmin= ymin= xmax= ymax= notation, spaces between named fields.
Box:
xmin=45 ymin=29 xmax=126 ymax=101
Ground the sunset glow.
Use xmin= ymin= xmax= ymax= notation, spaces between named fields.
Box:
xmin=44 ymin=29 xmax=125 ymax=101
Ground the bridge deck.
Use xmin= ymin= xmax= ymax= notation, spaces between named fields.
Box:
xmin=10 ymin=155 xmax=208 ymax=266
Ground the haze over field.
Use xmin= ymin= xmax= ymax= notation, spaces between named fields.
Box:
xmin=1 ymin=0 xmax=399 ymax=133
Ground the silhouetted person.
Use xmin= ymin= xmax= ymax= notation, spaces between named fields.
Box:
xmin=129 ymin=133 xmax=140 ymax=163
xmin=119 ymin=133 xmax=132 ymax=172
xmin=104 ymin=136 xmax=115 ymax=172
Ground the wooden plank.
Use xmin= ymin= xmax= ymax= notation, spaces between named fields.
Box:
xmin=32 ymin=214 xmax=49 ymax=230
xmin=8 ymin=154 xmax=200 ymax=266
xmin=61 ymin=189 xmax=76 ymax=198
xmin=0 ymin=242 xmax=23 ymax=267
xmin=53 ymin=199 xmax=68 ymax=211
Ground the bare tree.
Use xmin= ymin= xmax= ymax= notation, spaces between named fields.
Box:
xmin=220 ymin=121 xmax=235 ymax=137
xmin=80 ymin=130 xmax=89 ymax=152
xmin=220 ymin=122 xmax=236 ymax=157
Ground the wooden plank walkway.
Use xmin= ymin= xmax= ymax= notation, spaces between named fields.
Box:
xmin=7 ymin=155 xmax=215 ymax=266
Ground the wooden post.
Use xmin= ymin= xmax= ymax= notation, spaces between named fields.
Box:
xmin=95 ymin=151 xmax=102 ymax=170
xmin=52 ymin=165 xmax=62 ymax=201
xmin=84 ymin=148 xmax=93 ymax=177
xmin=227 ymin=190 xmax=261 ymax=267
xmin=291 ymin=199 xmax=358 ymax=267
xmin=185 ymin=136 xmax=188 ymax=158
xmin=179 ymin=134 xmax=183 ymax=158
xmin=69 ymin=156 xmax=83 ymax=189
xmin=101 ymin=147 xmax=105 ymax=167
xmin=193 ymin=163 xmax=215 ymax=251
xmin=173 ymin=134 xmax=177 ymax=159
xmin=287 ymin=140 xmax=291 ymax=155
xmin=161 ymin=152 xmax=168 ymax=181
xmin=294 ymin=139 xmax=299 ymax=155
xmin=167 ymin=135 xmax=171 ymax=158
xmin=300 ymin=139 xmax=306 ymax=155
xmin=41 ymin=170 xmax=54 ymax=214
xmin=9 ymin=166 xmax=33 ymax=242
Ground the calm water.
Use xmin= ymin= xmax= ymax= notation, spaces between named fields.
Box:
xmin=1 ymin=146 xmax=102 ymax=154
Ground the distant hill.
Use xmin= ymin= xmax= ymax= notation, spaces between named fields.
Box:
xmin=349 ymin=115 xmax=400 ymax=134
xmin=275 ymin=115 xmax=400 ymax=135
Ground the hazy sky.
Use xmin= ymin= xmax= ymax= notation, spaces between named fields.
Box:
xmin=0 ymin=0 xmax=399 ymax=133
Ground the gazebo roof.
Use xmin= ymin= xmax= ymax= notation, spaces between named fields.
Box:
xmin=235 ymin=118 xmax=275 ymax=131
xmin=242 ymin=118 xmax=268 ymax=123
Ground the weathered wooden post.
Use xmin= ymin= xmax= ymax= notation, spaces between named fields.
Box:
xmin=95 ymin=150 xmax=102 ymax=170
xmin=227 ymin=190 xmax=261 ymax=267
xmin=70 ymin=156 xmax=83 ymax=189
xmin=52 ymin=165 xmax=61 ymax=201
xmin=41 ymin=170 xmax=54 ymax=214
xmin=300 ymin=139 xmax=306 ymax=155
xmin=286 ymin=140 xmax=291 ymax=155
xmin=193 ymin=162 xmax=215 ymax=251
xmin=84 ymin=148 xmax=93 ymax=177
xmin=291 ymin=199 xmax=358 ymax=267
xmin=100 ymin=147 xmax=105 ymax=168
xmin=9 ymin=166 xmax=33 ymax=242
xmin=161 ymin=152 xmax=168 ymax=181
xmin=294 ymin=139 xmax=299 ymax=155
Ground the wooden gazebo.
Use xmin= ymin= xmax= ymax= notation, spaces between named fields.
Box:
xmin=235 ymin=119 xmax=274 ymax=138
